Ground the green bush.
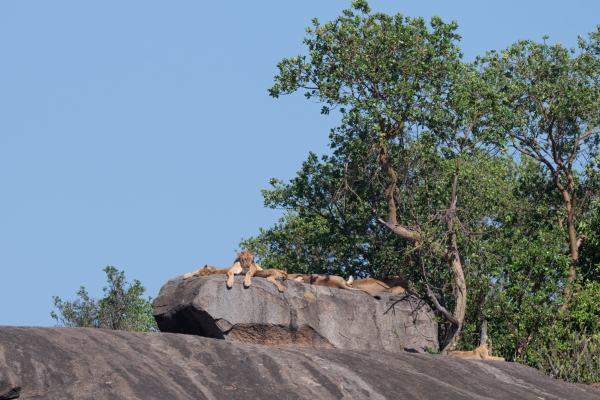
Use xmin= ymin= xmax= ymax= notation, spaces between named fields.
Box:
xmin=51 ymin=266 xmax=158 ymax=332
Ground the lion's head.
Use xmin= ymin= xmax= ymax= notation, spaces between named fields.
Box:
xmin=236 ymin=250 xmax=256 ymax=268
xmin=483 ymin=343 xmax=492 ymax=356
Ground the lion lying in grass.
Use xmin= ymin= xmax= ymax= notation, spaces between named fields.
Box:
xmin=347 ymin=276 xmax=411 ymax=294
xmin=447 ymin=343 xmax=505 ymax=361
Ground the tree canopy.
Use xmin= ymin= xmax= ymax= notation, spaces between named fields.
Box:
xmin=481 ymin=35 xmax=600 ymax=305
xmin=51 ymin=266 xmax=158 ymax=332
xmin=241 ymin=1 xmax=600 ymax=383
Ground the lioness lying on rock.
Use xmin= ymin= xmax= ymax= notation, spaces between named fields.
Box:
xmin=183 ymin=264 xmax=228 ymax=279
xmin=447 ymin=343 xmax=505 ymax=361
xmin=347 ymin=276 xmax=409 ymax=294
xmin=252 ymin=269 xmax=288 ymax=292
xmin=288 ymin=274 xmax=371 ymax=294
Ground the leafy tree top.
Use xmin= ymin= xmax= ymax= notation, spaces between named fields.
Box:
xmin=481 ymin=29 xmax=600 ymax=176
xmin=268 ymin=1 xmax=463 ymax=142
xmin=51 ymin=266 xmax=158 ymax=332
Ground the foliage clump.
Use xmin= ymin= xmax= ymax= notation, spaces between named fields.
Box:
xmin=51 ymin=266 xmax=158 ymax=332
xmin=242 ymin=1 xmax=600 ymax=384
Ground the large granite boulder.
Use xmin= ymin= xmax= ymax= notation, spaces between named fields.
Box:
xmin=152 ymin=274 xmax=438 ymax=353
xmin=1 ymin=326 xmax=599 ymax=399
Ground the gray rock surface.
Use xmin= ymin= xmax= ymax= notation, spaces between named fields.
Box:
xmin=152 ymin=274 xmax=438 ymax=353
xmin=1 ymin=326 xmax=599 ymax=399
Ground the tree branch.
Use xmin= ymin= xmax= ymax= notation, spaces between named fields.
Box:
xmin=375 ymin=217 xmax=422 ymax=242
xmin=425 ymin=284 xmax=460 ymax=326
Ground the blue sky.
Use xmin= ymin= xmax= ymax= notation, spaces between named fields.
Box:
xmin=1 ymin=0 xmax=598 ymax=326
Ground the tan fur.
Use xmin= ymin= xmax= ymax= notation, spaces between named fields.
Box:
xmin=288 ymin=274 xmax=371 ymax=294
xmin=447 ymin=343 xmax=505 ymax=361
xmin=349 ymin=276 xmax=412 ymax=295
xmin=183 ymin=264 xmax=229 ymax=279
xmin=226 ymin=250 xmax=263 ymax=288
xmin=184 ymin=257 xmax=284 ymax=292
xmin=253 ymin=269 xmax=288 ymax=292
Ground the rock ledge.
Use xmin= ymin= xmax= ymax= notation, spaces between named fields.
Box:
xmin=1 ymin=327 xmax=599 ymax=399
xmin=152 ymin=274 xmax=437 ymax=352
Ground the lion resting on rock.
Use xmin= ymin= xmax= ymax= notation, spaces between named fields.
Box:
xmin=183 ymin=264 xmax=228 ymax=279
xmin=183 ymin=251 xmax=288 ymax=292
xmin=288 ymin=274 xmax=371 ymax=294
xmin=347 ymin=276 xmax=411 ymax=295
xmin=447 ymin=343 xmax=505 ymax=361
xmin=253 ymin=269 xmax=288 ymax=292
xmin=226 ymin=250 xmax=263 ymax=288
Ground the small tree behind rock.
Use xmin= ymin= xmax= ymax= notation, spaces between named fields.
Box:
xmin=51 ymin=266 xmax=158 ymax=332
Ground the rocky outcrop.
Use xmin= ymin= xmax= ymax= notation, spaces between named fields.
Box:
xmin=1 ymin=326 xmax=599 ymax=399
xmin=152 ymin=274 xmax=438 ymax=353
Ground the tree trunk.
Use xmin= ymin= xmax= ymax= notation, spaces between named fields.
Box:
xmin=558 ymin=172 xmax=579 ymax=312
xmin=480 ymin=320 xmax=488 ymax=346
xmin=374 ymin=144 xmax=467 ymax=352
xmin=379 ymin=139 xmax=398 ymax=225
xmin=441 ymin=167 xmax=467 ymax=353
xmin=374 ymin=141 xmax=422 ymax=242
xmin=443 ymin=246 xmax=466 ymax=353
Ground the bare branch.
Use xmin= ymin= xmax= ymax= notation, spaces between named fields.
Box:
xmin=376 ymin=217 xmax=422 ymax=242
xmin=425 ymin=284 xmax=460 ymax=326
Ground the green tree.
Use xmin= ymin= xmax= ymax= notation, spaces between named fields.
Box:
xmin=267 ymin=0 xmax=508 ymax=351
xmin=243 ymin=1 xmax=600 ymax=383
xmin=240 ymin=151 xmax=414 ymax=279
xmin=481 ymin=29 xmax=600 ymax=307
xmin=244 ymin=139 xmax=515 ymax=352
xmin=51 ymin=266 xmax=158 ymax=332
xmin=425 ymin=152 xmax=600 ymax=383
